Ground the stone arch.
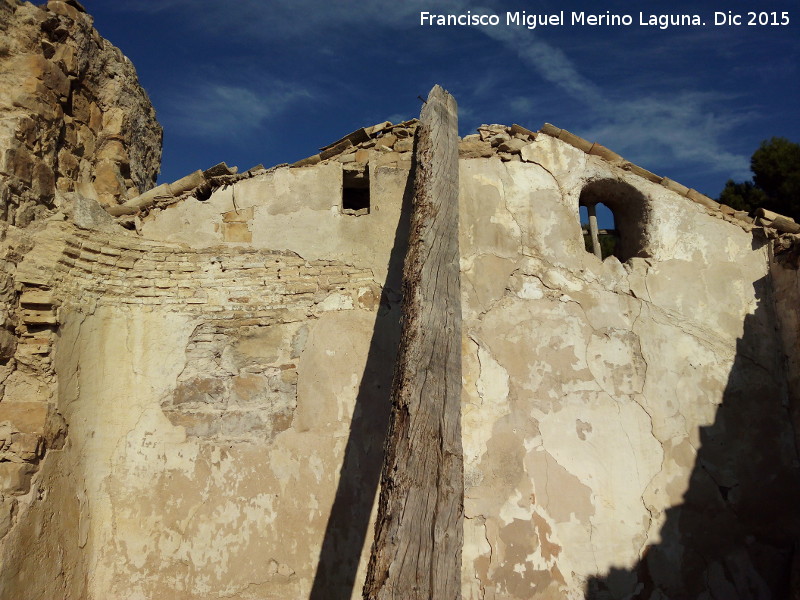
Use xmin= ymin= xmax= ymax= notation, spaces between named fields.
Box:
xmin=578 ymin=179 xmax=650 ymax=262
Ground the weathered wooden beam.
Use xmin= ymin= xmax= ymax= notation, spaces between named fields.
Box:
xmin=363 ymin=85 xmax=463 ymax=600
xmin=772 ymin=216 xmax=800 ymax=234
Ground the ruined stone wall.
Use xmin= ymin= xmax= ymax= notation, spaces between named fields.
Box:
xmin=0 ymin=160 xmax=409 ymax=599
xmin=0 ymin=2 xmax=164 ymax=593
xmin=139 ymin=155 xmax=412 ymax=285
xmin=770 ymin=238 xmax=800 ymax=597
xmin=457 ymin=135 xmax=800 ymax=599
xmin=1 ymin=126 xmax=796 ymax=599
xmin=0 ymin=0 xmax=161 ymax=226
xmin=0 ymin=224 xmax=388 ymax=598
xmin=770 ymin=238 xmax=800 ymax=477
xmin=0 ymin=13 xmax=797 ymax=592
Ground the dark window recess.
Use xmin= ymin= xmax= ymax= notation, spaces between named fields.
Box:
xmin=580 ymin=202 xmax=619 ymax=260
xmin=578 ymin=179 xmax=650 ymax=262
xmin=342 ymin=166 xmax=370 ymax=215
xmin=195 ymin=183 xmax=213 ymax=201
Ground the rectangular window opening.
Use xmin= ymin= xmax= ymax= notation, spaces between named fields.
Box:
xmin=342 ymin=166 xmax=370 ymax=215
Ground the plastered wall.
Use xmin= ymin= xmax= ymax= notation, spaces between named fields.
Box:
xmin=457 ymin=137 xmax=800 ymax=599
xmin=1 ymin=136 xmax=798 ymax=599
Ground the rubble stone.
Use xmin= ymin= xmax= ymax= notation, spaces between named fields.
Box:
xmin=0 ymin=497 xmax=15 ymax=539
xmin=0 ymin=8 xmax=798 ymax=595
xmin=72 ymin=194 xmax=119 ymax=231
xmin=0 ymin=0 xmax=161 ymax=224
xmin=394 ymin=138 xmax=413 ymax=152
xmin=292 ymin=154 xmax=321 ymax=167
xmin=376 ymin=133 xmax=397 ymax=148
xmin=497 ymin=138 xmax=527 ymax=153
xmin=458 ymin=138 xmax=493 ymax=158
xmin=509 ymin=123 xmax=536 ymax=139
xmin=0 ymin=462 xmax=35 ymax=495
xmin=0 ymin=403 xmax=48 ymax=434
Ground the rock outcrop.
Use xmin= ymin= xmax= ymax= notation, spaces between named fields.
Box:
xmin=0 ymin=0 xmax=161 ymax=226
xmin=0 ymin=0 xmax=161 ymax=561
xmin=1 ymin=2 xmax=800 ymax=599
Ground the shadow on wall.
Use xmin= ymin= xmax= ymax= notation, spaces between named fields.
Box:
xmin=587 ymin=260 xmax=800 ymax=599
xmin=308 ymin=154 xmax=415 ymax=600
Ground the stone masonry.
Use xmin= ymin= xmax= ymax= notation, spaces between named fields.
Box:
xmin=0 ymin=4 xmax=799 ymax=600
xmin=0 ymin=0 xmax=161 ymax=226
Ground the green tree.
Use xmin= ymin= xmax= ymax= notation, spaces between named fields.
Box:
xmin=719 ymin=137 xmax=800 ymax=220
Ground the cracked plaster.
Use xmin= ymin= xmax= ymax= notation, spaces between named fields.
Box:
xmin=2 ymin=136 xmax=798 ymax=599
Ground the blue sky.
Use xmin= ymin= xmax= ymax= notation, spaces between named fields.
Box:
xmin=83 ymin=0 xmax=798 ymax=199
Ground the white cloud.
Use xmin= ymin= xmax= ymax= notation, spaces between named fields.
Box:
xmin=113 ymin=0 xmax=426 ymax=35
xmin=508 ymin=96 xmax=536 ymax=115
xmin=385 ymin=113 xmax=410 ymax=125
xmin=582 ymin=94 xmax=751 ymax=177
xmin=162 ymin=82 xmax=311 ymax=137
xmin=468 ymin=20 xmax=748 ymax=176
xmin=478 ymin=24 xmax=604 ymax=103
xmin=111 ymin=0 xmax=751 ymax=176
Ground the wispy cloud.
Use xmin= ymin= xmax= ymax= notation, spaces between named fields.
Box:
xmin=478 ymin=24 xmax=605 ymax=103
xmin=113 ymin=0 xmax=426 ymax=35
xmin=507 ymin=96 xmax=537 ymax=115
xmin=161 ymin=82 xmax=312 ymax=137
xmin=471 ymin=19 xmax=749 ymax=176
xmin=582 ymin=93 xmax=751 ymax=177
xmin=110 ymin=0 xmax=752 ymax=177
xmin=385 ymin=113 xmax=410 ymax=125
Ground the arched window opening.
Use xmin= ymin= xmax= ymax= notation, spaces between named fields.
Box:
xmin=578 ymin=179 xmax=650 ymax=262
xmin=580 ymin=202 xmax=618 ymax=260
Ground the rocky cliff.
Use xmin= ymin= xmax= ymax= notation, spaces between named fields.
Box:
xmin=0 ymin=0 xmax=161 ymax=227
xmin=0 ymin=0 xmax=161 ymax=556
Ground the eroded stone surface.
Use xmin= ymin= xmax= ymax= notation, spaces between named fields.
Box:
xmin=0 ymin=16 xmax=798 ymax=596
xmin=0 ymin=136 xmax=797 ymax=599
xmin=0 ymin=0 xmax=161 ymax=224
xmin=0 ymin=144 xmax=793 ymax=599
xmin=456 ymin=156 xmax=800 ymax=599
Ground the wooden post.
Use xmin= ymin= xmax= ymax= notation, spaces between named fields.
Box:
xmin=588 ymin=203 xmax=602 ymax=258
xmin=362 ymin=85 xmax=463 ymax=600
